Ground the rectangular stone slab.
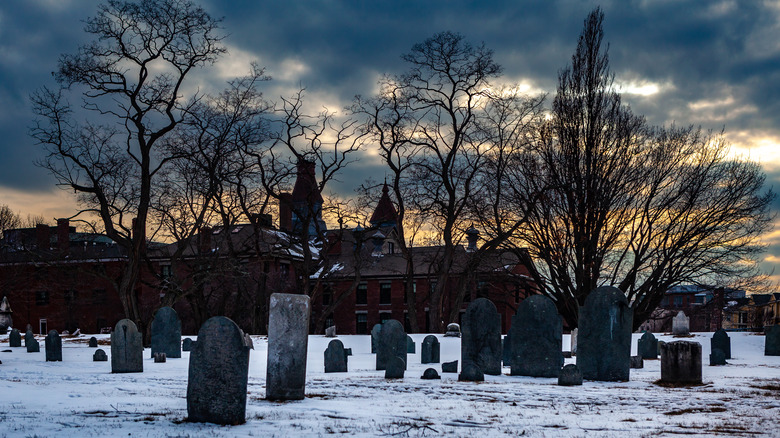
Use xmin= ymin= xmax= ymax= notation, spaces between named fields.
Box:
xmin=266 ymin=293 xmax=310 ymax=401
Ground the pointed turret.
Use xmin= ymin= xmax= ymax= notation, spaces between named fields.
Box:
xmin=369 ymin=183 xmax=398 ymax=228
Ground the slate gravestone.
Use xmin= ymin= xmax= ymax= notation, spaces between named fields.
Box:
xmin=461 ymin=298 xmax=501 ymax=379
xmin=577 ymin=286 xmax=633 ymax=382
xmin=324 ymin=339 xmax=347 ymax=373
xmin=385 ymin=356 xmax=405 ymax=379
xmin=711 ymin=329 xmax=731 ymax=359
xmin=421 ymin=368 xmax=440 ymax=380
xmin=765 ymin=325 xmax=780 ymax=356
xmin=27 ymin=337 xmax=40 ymax=353
xmin=710 ymin=348 xmax=727 ymax=366
xmin=187 ymin=316 xmax=251 ymax=425
xmin=182 ymin=338 xmax=193 ymax=352
xmin=111 ymin=319 xmax=143 ymax=373
xmin=266 ymin=293 xmax=310 ymax=401
xmin=24 ymin=328 xmax=34 ymax=347
xmin=630 ymin=355 xmax=643 ymax=369
xmin=93 ymin=349 xmax=108 ymax=361
xmin=45 ymin=330 xmax=62 ymax=362
xmin=502 ymin=333 xmax=512 ymax=367
xmin=154 ymin=352 xmax=167 ymax=363
xmin=371 ymin=324 xmax=383 ymax=353
xmin=558 ymin=364 xmax=583 ymax=386
xmin=151 ymin=306 xmax=182 ymax=359
xmin=660 ymin=341 xmax=702 ymax=385
xmin=376 ymin=319 xmax=406 ymax=371
xmin=9 ymin=328 xmax=21 ymax=347
xmin=344 ymin=348 xmax=352 ymax=356
xmin=325 ymin=325 xmax=336 ymax=337
xmin=657 ymin=340 xmax=666 ymax=356
xmin=638 ymin=331 xmax=658 ymax=359
xmin=672 ymin=311 xmax=690 ymax=336
xmin=421 ymin=335 xmax=440 ymax=364
xmin=441 ymin=360 xmax=458 ymax=373
xmin=406 ymin=335 xmax=415 ymax=354
xmin=570 ymin=328 xmax=578 ymax=356
xmin=88 ymin=336 xmax=98 ymax=348
xmin=458 ymin=362 xmax=484 ymax=382
xmin=509 ymin=295 xmax=563 ymax=378
xmin=444 ymin=323 xmax=461 ymax=337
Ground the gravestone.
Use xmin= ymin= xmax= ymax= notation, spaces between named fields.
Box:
xmin=151 ymin=306 xmax=182 ymax=359
xmin=711 ymin=329 xmax=731 ymax=359
xmin=765 ymin=325 xmax=780 ymax=356
xmin=187 ymin=316 xmax=251 ymax=425
xmin=558 ymin=364 xmax=583 ymax=386
xmin=344 ymin=348 xmax=352 ymax=356
xmin=421 ymin=335 xmax=440 ymax=364
xmin=509 ymin=295 xmax=563 ymax=378
xmin=88 ymin=336 xmax=98 ymax=348
xmin=266 ymin=293 xmax=310 ymax=401
xmin=406 ymin=335 xmax=415 ymax=354
xmin=502 ymin=333 xmax=512 ymax=367
xmin=577 ymin=286 xmax=633 ymax=381
xmin=111 ymin=319 xmax=143 ymax=373
xmin=24 ymin=327 xmax=34 ymax=347
xmin=244 ymin=334 xmax=254 ymax=350
xmin=458 ymin=362 xmax=484 ymax=382
xmin=657 ymin=340 xmax=666 ymax=356
xmin=154 ymin=352 xmax=167 ymax=363
xmin=325 ymin=325 xmax=336 ymax=337
xmin=45 ymin=330 xmax=62 ymax=362
xmin=570 ymin=328 xmax=578 ymax=356
xmin=324 ymin=339 xmax=347 ymax=373
xmin=672 ymin=311 xmax=690 ymax=336
xmin=371 ymin=323 xmax=383 ymax=353
xmin=0 ymin=296 xmax=12 ymax=333
xmin=441 ymin=360 xmax=458 ymax=373
xmin=421 ymin=368 xmax=440 ymax=380
xmin=376 ymin=320 xmax=406 ymax=371
xmin=660 ymin=341 xmax=702 ymax=384
xmin=460 ymin=298 xmax=501 ymax=379
xmin=182 ymin=338 xmax=193 ymax=352
xmin=444 ymin=323 xmax=460 ymax=337
xmin=637 ymin=331 xmax=658 ymax=359
xmin=93 ymin=349 xmax=108 ymax=361
xmin=26 ymin=337 xmax=40 ymax=353
xmin=630 ymin=355 xmax=643 ymax=369
xmin=710 ymin=348 xmax=727 ymax=366
xmin=385 ymin=356 xmax=405 ymax=379
xmin=9 ymin=328 xmax=21 ymax=347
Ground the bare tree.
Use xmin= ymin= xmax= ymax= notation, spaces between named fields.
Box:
xmin=31 ymin=0 xmax=225 ymax=330
xmin=516 ymin=8 xmax=774 ymax=329
xmin=0 ymin=205 xmax=22 ymax=239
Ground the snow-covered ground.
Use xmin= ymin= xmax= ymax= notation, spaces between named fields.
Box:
xmin=0 ymin=331 xmax=778 ymax=437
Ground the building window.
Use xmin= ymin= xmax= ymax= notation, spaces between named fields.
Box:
xmin=380 ymin=312 xmax=392 ymax=323
xmin=380 ymin=283 xmax=392 ymax=305
xmin=355 ymin=313 xmax=367 ymax=334
xmin=35 ymin=290 xmax=49 ymax=306
xmin=356 ymin=284 xmax=367 ymax=305
xmin=322 ymin=284 xmax=333 ymax=305
xmin=738 ymin=312 xmax=748 ymax=325
xmin=161 ymin=265 xmax=172 ymax=279
xmin=387 ymin=242 xmax=394 ymax=254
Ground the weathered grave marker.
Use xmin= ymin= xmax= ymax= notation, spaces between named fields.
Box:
xmin=182 ymin=338 xmax=193 ymax=352
xmin=444 ymin=323 xmax=460 ymax=337
xmin=765 ymin=325 xmax=780 ymax=356
xmin=460 ymin=298 xmax=501 ymax=380
xmin=577 ymin=286 xmax=632 ymax=381
xmin=509 ymin=295 xmax=563 ymax=377
xmin=441 ymin=360 xmax=458 ymax=373
xmin=371 ymin=323 xmax=383 ymax=353
xmin=385 ymin=356 xmax=405 ymax=379
xmin=376 ymin=319 xmax=406 ymax=371
xmin=324 ymin=339 xmax=347 ymax=373
xmin=421 ymin=368 xmax=440 ymax=380
xmin=638 ymin=331 xmax=658 ymax=360
xmin=711 ymin=329 xmax=731 ymax=359
xmin=406 ymin=335 xmax=415 ymax=354
xmin=710 ymin=348 xmax=726 ymax=366
xmin=151 ymin=306 xmax=182 ymax=359
xmin=558 ymin=364 xmax=583 ymax=386
xmin=88 ymin=336 xmax=98 ymax=348
xmin=45 ymin=330 xmax=62 ymax=362
xmin=660 ymin=341 xmax=702 ymax=384
xmin=266 ymin=293 xmax=310 ymax=401
xmin=672 ymin=311 xmax=690 ymax=336
xmin=27 ymin=337 xmax=40 ymax=353
xmin=154 ymin=352 xmax=167 ymax=363
xmin=325 ymin=325 xmax=336 ymax=337
xmin=93 ymin=348 xmax=107 ymax=362
xmin=111 ymin=319 xmax=143 ymax=373
xmin=9 ymin=328 xmax=21 ymax=347
xmin=421 ymin=335 xmax=440 ymax=364
xmin=630 ymin=355 xmax=643 ymax=369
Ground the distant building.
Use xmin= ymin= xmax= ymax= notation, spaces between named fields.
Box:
xmin=639 ymin=285 xmax=746 ymax=333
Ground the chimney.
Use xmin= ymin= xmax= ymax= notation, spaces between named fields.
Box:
xmin=279 ymin=193 xmax=293 ymax=231
xmin=36 ymin=224 xmax=50 ymax=250
xmin=57 ymin=218 xmax=70 ymax=254
xmin=465 ymin=225 xmax=479 ymax=252
xmin=198 ymin=226 xmax=212 ymax=254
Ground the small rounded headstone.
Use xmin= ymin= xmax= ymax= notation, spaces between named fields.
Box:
xmin=93 ymin=349 xmax=108 ymax=362
xmin=458 ymin=362 xmax=484 ymax=382
xmin=558 ymin=364 xmax=583 ymax=386
xmin=630 ymin=355 xmax=643 ymax=369
xmin=154 ymin=352 xmax=167 ymax=363
xmin=88 ymin=337 xmax=98 ymax=348
xmin=182 ymin=338 xmax=193 ymax=352
xmin=444 ymin=323 xmax=461 ymax=337
xmin=421 ymin=368 xmax=441 ymax=380
xmin=385 ymin=356 xmax=405 ymax=379
xmin=325 ymin=325 xmax=337 ymax=337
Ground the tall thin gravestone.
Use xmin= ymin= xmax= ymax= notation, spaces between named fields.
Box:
xmin=187 ymin=316 xmax=251 ymax=425
xmin=26 ymin=335 xmax=40 ymax=353
xmin=711 ymin=329 xmax=731 ymax=359
xmin=266 ymin=293 xmax=310 ymax=401
xmin=111 ymin=319 xmax=143 ymax=373
xmin=406 ymin=335 xmax=415 ymax=354
xmin=570 ymin=328 xmax=578 ymax=356
xmin=672 ymin=311 xmax=690 ymax=336
xmin=45 ymin=330 xmax=62 ymax=362
xmin=509 ymin=295 xmax=563 ymax=377
xmin=371 ymin=323 xmax=383 ymax=353
xmin=660 ymin=341 xmax=702 ymax=384
xmin=577 ymin=286 xmax=633 ymax=381
xmin=9 ymin=328 xmax=21 ymax=347
xmin=151 ymin=306 xmax=182 ymax=359
xmin=376 ymin=319 xmax=406 ymax=371
xmin=638 ymin=331 xmax=658 ymax=359
xmin=324 ymin=339 xmax=347 ymax=373
xmin=25 ymin=327 xmax=35 ymax=347
xmin=766 ymin=325 xmax=780 ymax=356
xmin=460 ymin=298 xmax=501 ymax=380
xmin=421 ymin=335 xmax=440 ymax=364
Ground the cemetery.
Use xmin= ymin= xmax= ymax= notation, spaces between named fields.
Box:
xmin=0 ymin=323 xmax=778 ymax=436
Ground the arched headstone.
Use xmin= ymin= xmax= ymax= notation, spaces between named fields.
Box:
xmin=376 ymin=319 xmax=406 ymax=371
xmin=765 ymin=325 xmax=780 ymax=356
xmin=370 ymin=323 xmax=383 ymax=353
xmin=187 ymin=316 xmax=251 ymax=425
xmin=9 ymin=328 xmax=21 ymax=347
xmin=711 ymin=329 xmax=731 ymax=359
xmin=45 ymin=330 xmax=62 ymax=362
xmin=151 ymin=306 xmax=182 ymax=359
xmin=182 ymin=338 xmax=194 ymax=352
xmin=460 ymin=298 xmax=501 ymax=380
xmin=421 ymin=335 xmax=440 ymax=364
xmin=638 ymin=331 xmax=658 ymax=359
xmin=509 ymin=295 xmax=563 ymax=377
xmin=266 ymin=293 xmax=310 ymax=401
xmin=672 ymin=311 xmax=690 ymax=336
xmin=660 ymin=341 xmax=702 ymax=384
xmin=93 ymin=348 xmax=108 ymax=362
xmin=324 ymin=339 xmax=347 ymax=373
xmin=88 ymin=336 xmax=98 ymax=348
xmin=577 ymin=286 xmax=632 ymax=381
xmin=111 ymin=319 xmax=143 ymax=373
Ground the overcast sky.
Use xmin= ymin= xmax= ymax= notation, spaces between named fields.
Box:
xmin=2 ymin=0 xmax=780 ymax=281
